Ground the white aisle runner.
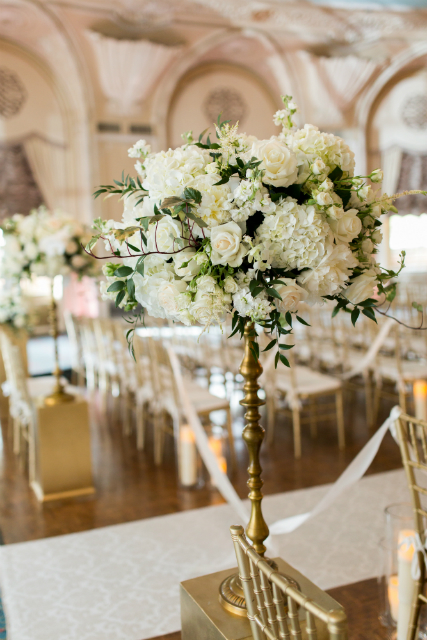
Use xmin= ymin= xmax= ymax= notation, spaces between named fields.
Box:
xmin=0 ymin=469 xmax=409 ymax=640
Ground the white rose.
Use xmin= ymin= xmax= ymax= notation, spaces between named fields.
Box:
xmin=327 ymin=205 xmax=345 ymax=221
xmin=24 ymin=242 xmax=38 ymax=260
xmin=189 ymin=293 xmax=215 ymax=325
xmin=316 ymin=192 xmax=333 ymax=206
xmin=370 ymin=169 xmax=383 ymax=183
xmin=274 ymin=278 xmax=308 ymax=313
xmin=196 ymin=275 xmax=217 ymax=294
xmin=329 ymin=209 xmax=362 ymax=243
xmin=319 ymin=179 xmax=333 ymax=191
xmin=223 ymin=276 xmax=238 ymax=294
xmin=210 ymin=221 xmax=247 ymax=268
xmin=251 ymin=138 xmax=298 ymax=188
xmin=148 ymin=216 xmax=185 ymax=255
xmin=371 ymin=229 xmax=383 ymax=245
xmin=361 ymin=238 xmax=374 ymax=254
xmin=345 ymin=270 xmax=377 ymax=304
xmin=173 ymin=249 xmax=201 ymax=281
xmin=311 ymin=158 xmax=326 ymax=175
xmin=157 ymin=279 xmax=188 ymax=316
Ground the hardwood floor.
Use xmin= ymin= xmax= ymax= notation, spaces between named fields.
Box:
xmin=0 ymin=379 xmax=402 ymax=545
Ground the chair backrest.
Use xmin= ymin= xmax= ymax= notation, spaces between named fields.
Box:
xmin=396 ymin=413 xmax=427 ymax=542
xmin=230 ymin=525 xmax=348 ymax=640
xmin=0 ymin=330 xmax=32 ymax=422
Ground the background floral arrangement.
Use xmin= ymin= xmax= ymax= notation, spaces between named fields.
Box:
xmin=88 ymin=96 xmax=416 ymax=364
xmin=0 ymin=284 xmax=28 ymax=330
xmin=1 ymin=206 xmax=97 ymax=281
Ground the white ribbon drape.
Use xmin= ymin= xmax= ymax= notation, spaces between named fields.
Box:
xmin=167 ymin=346 xmax=403 ymax=535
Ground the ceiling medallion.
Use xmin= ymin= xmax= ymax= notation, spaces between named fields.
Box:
xmin=0 ymin=67 xmax=27 ymax=118
xmin=204 ymin=87 xmax=247 ymax=126
xmin=401 ymin=95 xmax=427 ymax=130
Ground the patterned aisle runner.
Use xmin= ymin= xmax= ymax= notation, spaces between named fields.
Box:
xmin=0 ymin=469 xmax=409 ymax=640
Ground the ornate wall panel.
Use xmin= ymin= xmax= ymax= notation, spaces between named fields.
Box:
xmin=0 ymin=143 xmax=44 ymax=219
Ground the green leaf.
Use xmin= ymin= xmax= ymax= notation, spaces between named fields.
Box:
xmin=126 ymin=242 xmax=141 ymax=253
xmin=266 ymin=288 xmax=282 ymax=300
xmin=113 ymin=227 xmax=140 ymax=242
xmin=160 ymin=196 xmax=183 ymax=209
xmin=351 ymin=308 xmax=360 ymax=327
xmin=115 ymin=290 xmax=125 ymax=307
xmin=114 ymin=266 xmax=133 ymax=277
xmin=107 ymin=281 xmax=125 ymax=293
xmin=412 ymin=301 xmax=423 ymax=313
xmin=296 ymin=316 xmax=310 ymax=326
xmin=262 ymin=339 xmax=277 ymax=352
xmin=274 ymin=351 xmax=280 ymax=369
xmin=127 ymin=278 xmax=135 ymax=298
xmin=335 ymin=189 xmax=351 ymax=208
xmin=285 ymin=312 xmax=292 ymax=327
xmin=362 ymin=307 xmax=377 ymax=323
xmin=85 ymin=235 xmax=100 ymax=252
xmin=279 ymin=344 xmax=293 ymax=350
xmin=328 ymin=166 xmax=343 ymax=182
xmin=279 ymin=354 xmax=290 ymax=367
xmin=331 ymin=305 xmax=341 ymax=318
xmin=183 ymin=188 xmax=203 ymax=204
xmin=136 ymin=261 xmax=145 ymax=277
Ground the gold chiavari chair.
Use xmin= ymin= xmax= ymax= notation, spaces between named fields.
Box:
xmin=396 ymin=412 xmax=427 ymax=640
xmin=230 ymin=524 xmax=348 ymax=640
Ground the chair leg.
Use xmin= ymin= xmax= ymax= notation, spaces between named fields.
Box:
xmin=336 ymin=390 xmax=345 ymax=450
xmin=136 ymin=401 xmax=145 ymax=450
xmin=292 ymin=406 xmax=301 ymax=459
xmin=267 ymin=394 xmax=276 ymax=446
xmin=121 ymin=392 xmax=131 ymax=436
xmin=398 ymin=383 xmax=407 ymax=413
xmin=363 ymin=370 xmax=374 ymax=429
xmin=408 ymin=560 xmax=424 ymax=640
xmin=225 ymin=407 xmax=237 ymax=473
xmin=373 ymin=378 xmax=382 ymax=425
xmin=13 ymin=417 xmax=21 ymax=455
xmin=309 ymin=396 xmax=317 ymax=438
xmin=154 ymin=411 xmax=165 ymax=466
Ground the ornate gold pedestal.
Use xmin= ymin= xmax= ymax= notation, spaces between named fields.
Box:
xmin=219 ymin=322 xmax=270 ymax=615
xmin=181 ymin=558 xmax=343 ymax=640
xmin=44 ymin=281 xmax=74 ymax=407
xmin=31 ymin=396 xmax=95 ymax=502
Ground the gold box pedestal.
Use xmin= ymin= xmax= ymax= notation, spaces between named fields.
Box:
xmin=180 ymin=558 xmax=344 ymax=640
xmin=31 ymin=396 xmax=95 ymax=502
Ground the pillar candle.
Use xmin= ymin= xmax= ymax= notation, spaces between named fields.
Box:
xmin=179 ymin=425 xmax=197 ymax=487
xmin=388 ymin=574 xmax=399 ymax=623
xmin=413 ymin=381 xmax=427 ymax=421
xmin=397 ymin=529 xmax=416 ymax=640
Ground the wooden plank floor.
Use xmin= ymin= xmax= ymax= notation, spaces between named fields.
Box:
xmin=0 ymin=383 xmax=401 ymax=544
xmin=147 ymin=579 xmax=387 ymax=640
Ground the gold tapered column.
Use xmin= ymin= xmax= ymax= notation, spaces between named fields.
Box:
xmin=219 ymin=321 xmax=269 ymax=615
xmin=44 ymin=279 xmax=74 ymax=406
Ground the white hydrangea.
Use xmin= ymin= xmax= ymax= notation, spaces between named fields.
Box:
xmin=142 ymin=145 xmax=211 ymax=200
xmin=191 ymin=174 xmax=233 ymax=227
xmin=252 ymin=198 xmax=331 ymax=271
xmin=128 ymin=139 xmax=151 ymax=159
xmin=233 ymin=287 xmax=273 ymax=322
xmin=297 ymin=244 xmax=358 ymax=302
xmin=286 ymin=124 xmax=355 ymax=181
xmin=134 ymin=260 xmax=176 ymax=319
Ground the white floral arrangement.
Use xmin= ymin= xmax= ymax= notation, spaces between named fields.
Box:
xmin=0 ymin=284 xmax=28 ymax=329
xmin=1 ymin=206 xmax=97 ymax=281
xmin=88 ymin=96 xmax=419 ymax=363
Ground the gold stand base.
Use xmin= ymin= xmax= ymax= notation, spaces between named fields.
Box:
xmin=181 ymin=559 xmax=344 ymax=640
xmin=219 ymin=558 xmax=293 ymax=616
xmin=44 ymin=385 xmax=75 ymax=406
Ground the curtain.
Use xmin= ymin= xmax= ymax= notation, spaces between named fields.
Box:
xmin=23 ymin=136 xmax=67 ymax=211
xmin=87 ymin=31 xmax=180 ymax=117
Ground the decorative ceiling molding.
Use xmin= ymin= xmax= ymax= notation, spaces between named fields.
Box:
xmin=317 ymin=55 xmax=380 ymax=111
xmin=86 ymin=30 xmax=181 ymax=116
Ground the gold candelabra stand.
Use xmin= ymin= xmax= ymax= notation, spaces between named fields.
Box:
xmin=44 ymin=279 xmax=74 ymax=406
xmin=219 ymin=321 xmax=271 ymax=615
